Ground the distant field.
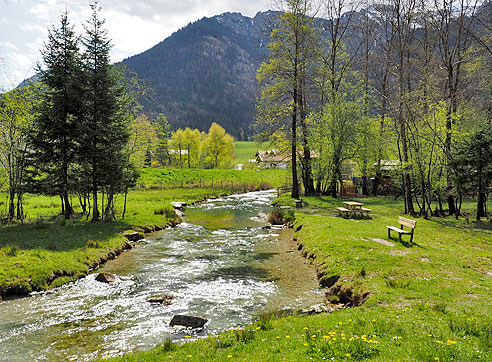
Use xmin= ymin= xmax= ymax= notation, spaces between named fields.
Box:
xmin=137 ymin=168 xmax=288 ymax=189
xmin=234 ymin=141 xmax=267 ymax=165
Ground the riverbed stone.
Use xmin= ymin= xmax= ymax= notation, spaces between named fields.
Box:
xmin=123 ymin=232 xmax=144 ymax=242
xmin=171 ymin=202 xmax=187 ymax=210
xmin=95 ymin=272 xmax=116 ymax=283
xmin=147 ymin=294 xmax=175 ymax=305
xmin=170 ymin=315 xmax=208 ymax=329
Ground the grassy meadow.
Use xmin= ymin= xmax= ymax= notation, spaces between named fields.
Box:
xmin=99 ymin=195 xmax=492 ymax=361
xmin=0 ymin=168 xmax=287 ymax=298
xmin=234 ymin=141 xmax=269 ymax=165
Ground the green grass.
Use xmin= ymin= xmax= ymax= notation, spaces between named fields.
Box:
xmin=136 ymin=168 xmax=287 ymax=189
xmin=0 ymin=168 xmax=285 ymax=298
xmin=99 ymin=195 xmax=492 ymax=361
xmin=234 ymin=141 xmax=268 ymax=165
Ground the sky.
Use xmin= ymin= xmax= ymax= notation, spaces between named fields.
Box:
xmin=0 ymin=0 xmax=270 ymax=91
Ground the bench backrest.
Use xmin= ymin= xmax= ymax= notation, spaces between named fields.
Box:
xmin=398 ymin=216 xmax=416 ymax=229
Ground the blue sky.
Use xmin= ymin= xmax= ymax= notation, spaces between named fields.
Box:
xmin=0 ymin=0 xmax=269 ymax=91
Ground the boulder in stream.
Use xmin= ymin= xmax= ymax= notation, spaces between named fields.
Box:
xmin=95 ymin=272 xmax=116 ymax=283
xmin=147 ymin=294 xmax=175 ymax=305
xmin=124 ymin=232 xmax=144 ymax=242
xmin=170 ymin=315 xmax=208 ymax=329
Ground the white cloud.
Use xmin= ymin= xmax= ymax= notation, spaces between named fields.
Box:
xmin=0 ymin=41 xmax=19 ymax=50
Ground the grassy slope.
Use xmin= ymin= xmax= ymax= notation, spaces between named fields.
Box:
xmin=0 ymin=169 xmax=286 ymax=297
xmin=234 ymin=141 xmax=263 ymax=165
xmin=136 ymin=168 xmax=286 ymax=189
xmin=101 ymin=196 xmax=492 ymax=361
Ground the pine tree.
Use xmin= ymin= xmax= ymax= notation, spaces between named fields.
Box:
xmin=81 ymin=2 xmax=130 ymax=221
xmin=31 ymin=11 xmax=84 ymax=219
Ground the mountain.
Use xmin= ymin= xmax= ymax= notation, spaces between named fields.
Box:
xmin=122 ymin=11 xmax=277 ymax=139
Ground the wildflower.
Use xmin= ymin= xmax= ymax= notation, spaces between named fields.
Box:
xmin=304 ymin=343 xmax=308 ymax=346
xmin=435 ymin=358 xmax=439 ymax=361
xmin=256 ymin=327 xmax=261 ymax=330
xmin=446 ymin=340 xmax=457 ymax=345
xmin=346 ymin=353 xmax=351 ymax=357
xmin=184 ymin=336 xmax=191 ymax=339
xmin=322 ymin=336 xmax=329 ymax=340
xmin=436 ymin=340 xmax=443 ymax=344
xmin=261 ymin=339 xmax=265 ymax=342
xmin=285 ymin=336 xmax=290 ymax=339
xmin=338 ymin=322 xmax=343 ymax=325
xmin=428 ymin=334 xmax=433 ymax=337
xmin=372 ymin=319 xmax=376 ymax=322
xmin=348 ymin=319 xmax=352 ymax=322
xmin=303 ymin=327 xmax=309 ymax=330
xmin=188 ymin=355 xmax=192 ymax=358
xmin=276 ymin=336 xmax=280 ymax=339
xmin=227 ymin=355 xmax=232 ymax=359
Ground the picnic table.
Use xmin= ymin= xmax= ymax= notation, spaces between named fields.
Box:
xmin=337 ymin=201 xmax=372 ymax=218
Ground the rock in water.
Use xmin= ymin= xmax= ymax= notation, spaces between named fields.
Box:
xmin=95 ymin=272 xmax=116 ymax=283
xmin=170 ymin=315 xmax=208 ymax=329
xmin=147 ymin=294 xmax=175 ymax=305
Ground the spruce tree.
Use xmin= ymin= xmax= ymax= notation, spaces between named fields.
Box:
xmin=81 ymin=2 xmax=130 ymax=221
xmin=32 ymin=11 xmax=83 ymax=219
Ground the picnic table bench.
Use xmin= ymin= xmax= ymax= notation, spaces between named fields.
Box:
xmin=337 ymin=206 xmax=350 ymax=217
xmin=387 ymin=216 xmax=416 ymax=243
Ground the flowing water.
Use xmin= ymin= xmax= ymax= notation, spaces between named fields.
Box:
xmin=0 ymin=190 xmax=323 ymax=361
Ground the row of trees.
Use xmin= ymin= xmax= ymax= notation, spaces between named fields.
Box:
xmin=130 ymin=118 xmax=235 ymax=169
xmin=257 ymin=0 xmax=492 ymax=220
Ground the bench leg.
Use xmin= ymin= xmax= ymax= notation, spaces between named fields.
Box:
xmin=399 ymin=233 xmax=402 ymax=243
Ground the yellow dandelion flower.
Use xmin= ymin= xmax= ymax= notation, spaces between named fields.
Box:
xmin=304 ymin=343 xmax=308 ymax=346
xmin=322 ymin=335 xmax=329 ymax=340
xmin=256 ymin=327 xmax=261 ymax=330
xmin=341 ymin=333 xmax=345 ymax=337
xmin=332 ymin=337 xmax=337 ymax=341
xmin=285 ymin=336 xmax=290 ymax=339
xmin=303 ymin=327 xmax=308 ymax=330
xmin=276 ymin=336 xmax=280 ymax=339
xmin=311 ymin=335 xmax=317 ymax=338
xmin=317 ymin=329 xmax=321 ymax=333
xmin=338 ymin=321 xmax=343 ymax=325
xmin=346 ymin=353 xmax=351 ymax=357
xmin=348 ymin=319 xmax=352 ymax=322
xmin=261 ymin=339 xmax=265 ymax=342
xmin=227 ymin=355 xmax=232 ymax=359
xmin=372 ymin=319 xmax=376 ymax=322
xmin=428 ymin=334 xmax=433 ymax=337
xmin=188 ymin=355 xmax=192 ymax=358
xmin=435 ymin=358 xmax=439 ymax=361
xmin=184 ymin=336 xmax=191 ymax=339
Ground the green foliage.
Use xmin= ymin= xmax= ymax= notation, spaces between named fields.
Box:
xmin=204 ymin=122 xmax=235 ymax=168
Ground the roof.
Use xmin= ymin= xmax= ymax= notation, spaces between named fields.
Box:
xmin=256 ymin=149 xmax=319 ymax=163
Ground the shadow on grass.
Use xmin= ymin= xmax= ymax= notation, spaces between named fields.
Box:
xmin=428 ymin=217 xmax=492 ymax=234
xmin=0 ymin=217 xmax=134 ymax=252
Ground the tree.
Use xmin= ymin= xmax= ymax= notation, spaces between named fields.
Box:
xmin=80 ymin=2 xmax=132 ymax=221
xmin=31 ymin=11 xmax=84 ymax=219
xmin=257 ymin=0 xmax=319 ymax=198
xmin=450 ymin=121 xmax=492 ymax=220
xmin=204 ymin=122 xmax=234 ymax=168
xmin=0 ymin=87 xmax=34 ymax=220
xmin=154 ymin=113 xmax=171 ymax=166
xmin=182 ymin=127 xmax=202 ymax=168
xmin=170 ymin=128 xmax=186 ymax=168
xmin=128 ymin=115 xmax=158 ymax=168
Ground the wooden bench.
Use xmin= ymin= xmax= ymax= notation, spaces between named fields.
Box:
xmin=387 ymin=216 xmax=416 ymax=243
xmin=336 ymin=207 xmax=350 ymax=218
xmin=361 ymin=207 xmax=372 ymax=216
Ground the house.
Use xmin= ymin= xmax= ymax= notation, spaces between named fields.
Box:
xmin=255 ymin=149 xmax=319 ymax=170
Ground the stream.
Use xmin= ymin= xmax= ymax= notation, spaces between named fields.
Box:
xmin=0 ymin=190 xmax=323 ymax=361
